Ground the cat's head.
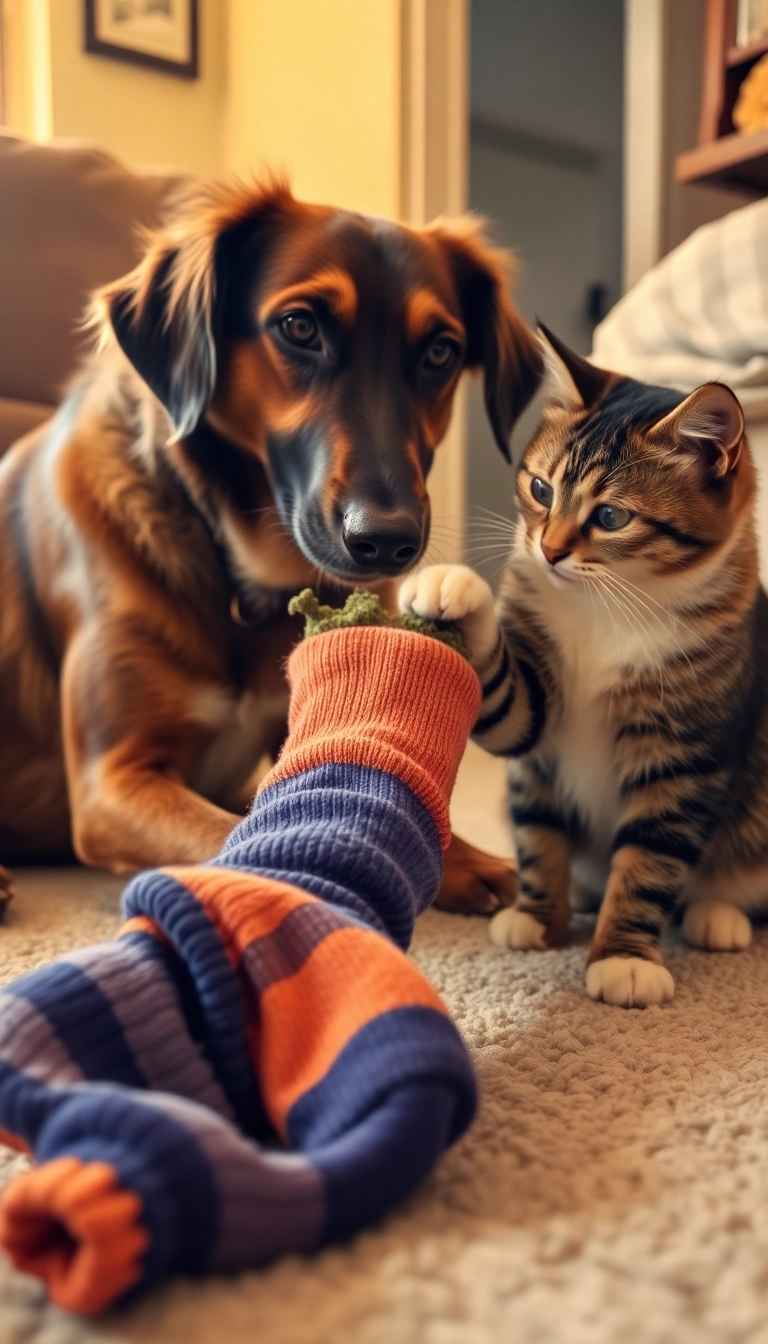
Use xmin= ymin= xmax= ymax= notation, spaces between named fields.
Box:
xmin=517 ymin=325 xmax=753 ymax=590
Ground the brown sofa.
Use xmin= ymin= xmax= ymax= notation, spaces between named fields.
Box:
xmin=0 ymin=131 xmax=181 ymax=456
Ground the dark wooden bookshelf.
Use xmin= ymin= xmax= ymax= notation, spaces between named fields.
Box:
xmin=676 ymin=0 xmax=768 ymax=192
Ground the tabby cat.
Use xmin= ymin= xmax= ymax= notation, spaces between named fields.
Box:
xmin=399 ymin=325 xmax=768 ymax=1008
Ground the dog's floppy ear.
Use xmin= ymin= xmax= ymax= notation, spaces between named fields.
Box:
xmin=93 ymin=179 xmax=294 ymax=439
xmin=432 ymin=219 xmax=543 ymax=461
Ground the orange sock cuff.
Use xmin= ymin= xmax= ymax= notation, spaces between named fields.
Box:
xmin=259 ymin=626 xmax=481 ymax=847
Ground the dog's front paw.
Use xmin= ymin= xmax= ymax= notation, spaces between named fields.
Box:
xmin=586 ymin=956 xmax=674 ymax=1008
xmin=489 ymin=907 xmax=547 ymax=950
xmin=398 ymin=564 xmax=497 ymax=664
xmin=436 ymin=834 xmax=517 ymax=914
xmin=682 ymin=901 xmax=752 ymax=951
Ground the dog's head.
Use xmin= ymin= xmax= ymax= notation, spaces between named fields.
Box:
xmin=98 ymin=179 xmax=541 ymax=583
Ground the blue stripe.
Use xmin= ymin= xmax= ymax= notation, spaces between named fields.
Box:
xmin=0 ymin=1059 xmax=68 ymax=1146
xmin=313 ymin=1082 xmax=458 ymax=1241
xmin=219 ymin=764 xmax=444 ymax=949
xmin=121 ymin=871 xmax=270 ymax=1140
xmin=7 ymin=962 xmax=145 ymax=1088
xmin=286 ymin=1005 xmax=477 ymax=1151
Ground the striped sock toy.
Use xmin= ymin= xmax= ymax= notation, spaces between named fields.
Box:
xmin=0 ymin=624 xmax=481 ymax=1315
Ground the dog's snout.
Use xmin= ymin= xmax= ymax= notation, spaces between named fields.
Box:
xmin=342 ymin=505 xmax=423 ymax=572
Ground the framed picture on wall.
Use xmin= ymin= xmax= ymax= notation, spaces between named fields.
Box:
xmin=84 ymin=1 xmax=198 ymax=80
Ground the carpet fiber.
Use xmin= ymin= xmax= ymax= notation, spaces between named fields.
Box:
xmin=2 ymin=744 xmax=768 ymax=1344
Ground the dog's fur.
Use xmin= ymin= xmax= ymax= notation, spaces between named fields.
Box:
xmin=0 ymin=178 xmax=540 ymax=901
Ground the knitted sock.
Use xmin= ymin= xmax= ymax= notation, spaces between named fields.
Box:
xmin=0 ymin=626 xmax=482 ymax=1314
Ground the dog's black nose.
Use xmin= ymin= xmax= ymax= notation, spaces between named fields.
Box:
xmin=342 ymin=505 xmax=423 ymax=571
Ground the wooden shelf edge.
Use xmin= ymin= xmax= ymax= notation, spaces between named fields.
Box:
xmin=727 ymin=36 xmax=768 ymax=66
xmin=676 ymin=127 xmax=768 ymax=189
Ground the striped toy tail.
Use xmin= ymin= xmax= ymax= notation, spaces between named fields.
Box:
xmin=0 ymin=620 xmax=482 ymax=1314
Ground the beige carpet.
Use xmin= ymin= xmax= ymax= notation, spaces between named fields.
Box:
xmin=2 ymin=743 xmax=768 ymax=1344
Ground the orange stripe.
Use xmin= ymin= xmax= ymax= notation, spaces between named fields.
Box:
xmin=117 ymin=914 xmax=169 ymax=944
xmin=257 ymin=925 xmax=448 ymax=1135
xmin=163 ymin=866 xmax=318 ymax=969
xmin=162 ymin=868 xmax=449 ymax=1138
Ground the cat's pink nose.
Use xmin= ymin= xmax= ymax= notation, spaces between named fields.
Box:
xmin=542 ymin=543 xmax=571 ymax=567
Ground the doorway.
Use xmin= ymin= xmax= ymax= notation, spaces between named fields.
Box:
xmin=467 ymin=0 xmax=624 ymax=578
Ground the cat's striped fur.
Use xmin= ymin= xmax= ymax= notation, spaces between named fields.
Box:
xmin=401 ymin=327 xmax=767 ymax=1007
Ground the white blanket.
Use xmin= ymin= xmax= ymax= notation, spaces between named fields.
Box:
xmin=593 ymin=198 xmax=768 ymax=416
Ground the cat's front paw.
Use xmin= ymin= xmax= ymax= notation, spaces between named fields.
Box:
xmin=586 ymin=956 xmax=674 ymax=1008
xmin=682 ymin=901 xmax=752 ymax=951
xmin=398 ymin=564 xmax=497 ymax=665
xmin=489 ymin=907 xmax=547 ymax=950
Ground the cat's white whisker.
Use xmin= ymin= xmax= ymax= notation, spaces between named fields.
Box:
xmin=590 ymin=571 xmax=666 ymax=702
xmin=599 ymin=570 xmax=698 ymax=683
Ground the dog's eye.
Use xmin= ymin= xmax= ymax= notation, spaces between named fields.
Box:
xmin=422 ymin=335 xmax=459 ymax=373
xmin=278 ymin=310 xmax=321 ymax=350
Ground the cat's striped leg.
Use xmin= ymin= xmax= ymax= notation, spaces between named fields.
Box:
xmin=588 ymin=708 xmax=729 ymax=1006
xmin=585 ymin=844 xmax=684 ymax=1007
xmin=490 ymin=758 xmax=571 ymax=950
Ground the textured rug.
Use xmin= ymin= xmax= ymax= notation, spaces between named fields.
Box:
xmin=2 ymin=744 xmax=768 ymax=1344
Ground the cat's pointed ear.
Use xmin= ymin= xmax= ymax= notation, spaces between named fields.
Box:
xmin=649 ymin=383 xmax=745 ymax=478
xmin=537 ymin=322 xmax=613 ymax=412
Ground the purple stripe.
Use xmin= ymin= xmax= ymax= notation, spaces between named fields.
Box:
xmin=0 ymin=992 xmax=84 ymax=1086
xmin=121 ymin=869 xmax=267 ymax=1138
xmin=63 ymin=940 xmax=233 ymax=1121
xmin=144 ymin=1092 xmax=326 ymax=1268
xmin=241 ymin=902 xmax=345 ymax=993
xmin=6 ymin=960 xmax=145 ymax=1087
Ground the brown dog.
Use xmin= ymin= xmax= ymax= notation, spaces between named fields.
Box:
xmin=0 ymin=178 xmax=540 ymax=907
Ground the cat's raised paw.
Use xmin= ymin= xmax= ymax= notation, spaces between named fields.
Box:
xmin=682 ymin=901 xmax=752 ymax=951
xmin=489 ymin=908 xmax=547 ymax=950
xmin=586 ymin=956 xmax=674 ymax=1008
xmin=398 ymin=564 xmax=497 ymax=664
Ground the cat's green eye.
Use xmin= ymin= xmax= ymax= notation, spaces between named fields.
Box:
xmin=531 ymin=476 xmax=554 ymax=508
xmin=594 ymin=504 xmax=633 ymax=531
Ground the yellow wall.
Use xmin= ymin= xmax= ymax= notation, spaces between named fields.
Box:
xmin=8 ymin=0 xmax=403 ymax=210
xmin=223 ymin=0 xmax=402 ymax=217
xmin=45 ymin=0 xmax=225 ymax=176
